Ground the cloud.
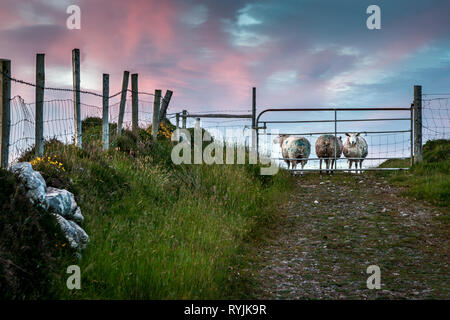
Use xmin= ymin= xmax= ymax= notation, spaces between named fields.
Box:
xmin=0 ymin=0 xmax=449 ymax=111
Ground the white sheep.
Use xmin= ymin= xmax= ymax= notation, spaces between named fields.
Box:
xmin=315 ymin=134 xmax=343 ymax=174
xmin=343 ymin=132 xmax=368 ymax=173
xmin=276 ymin=135 xmax=311 ymax=171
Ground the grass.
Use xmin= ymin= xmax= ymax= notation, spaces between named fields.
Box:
xmin=15 ymin=119 xmax=294 ymax=299
xmin=379 ymin=139 xmax=450 ymax=207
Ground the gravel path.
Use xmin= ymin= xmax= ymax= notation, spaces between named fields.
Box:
xmin=251 ymin=173 xmax=449 ymax=299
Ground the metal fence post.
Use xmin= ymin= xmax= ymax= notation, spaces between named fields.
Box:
xmin=152 ymin=89 xmax=162 ymax=141
xmin=117 ymin=70 xmax=130 ymax=136
xmin=250 ymin=86 xmax=257 ymax=163
xmin=102 ymin=74 xmax=109 ymax=151
xmin=0 ymin=59 xmax=11 ymax=168
xmin=413 ymin=85 xmax=422 ymax=163
xmin=334 ymin=109 xmax=337 ymax=170
xmin=131 ymin=73 xmax=138 ymax=133
xmin=72 ymin=49 xmax=81 ymax=148
xmin=195 ymin=117 xmax=200 ymax=129
xmin=35 ymin=53 xmax=45 ymax=156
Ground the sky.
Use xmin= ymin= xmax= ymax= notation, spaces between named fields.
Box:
xmin=1 ymin=0 xmax=450 ymax=111
xmin=1 ymin=0 xmax=450 ymax=166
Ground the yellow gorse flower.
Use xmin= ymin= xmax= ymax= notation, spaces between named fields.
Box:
xmin=30 ymin=155 xmax=66 ymax=172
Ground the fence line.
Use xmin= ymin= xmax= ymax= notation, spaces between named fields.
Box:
xmin=1 ymin=51 xmax=449 ymax=170
xmin=0 ymin=49 xmax=177 ymax=167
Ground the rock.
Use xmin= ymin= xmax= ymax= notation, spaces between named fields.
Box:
xmin=10 ymin=162 xmax=47 ymax=208
xmin=46 ymin=187 xmax=82 ymax=222
xmin=72 ymin=207 xmax=84 ymax=224
xmin=10 ymin=162 xmax=88 ymax=256
xmin=314 ymin=200 xmax=319 ymax=204
xmin=53 ymin=214 xmax=89 ymax=251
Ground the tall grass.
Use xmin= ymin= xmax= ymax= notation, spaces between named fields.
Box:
xmin=380 ymin=139 xmax=450 ymax=207
xmin=18 ymin=121 xmax=294 ymax=299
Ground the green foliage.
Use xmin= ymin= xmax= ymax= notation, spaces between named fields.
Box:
xmin=382 ymin=139 xmax=450 ymax=206
xmin=423 ymin=139 xmax=450 ymax=162
xmin=8 ymin=120 xmax=294 ymax=299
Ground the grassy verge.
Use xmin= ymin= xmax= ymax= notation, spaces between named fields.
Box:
xmin=379 ymin=139 xmax=450 ymax=207
xmin=16 ymin=120 xmax=294 ymax=299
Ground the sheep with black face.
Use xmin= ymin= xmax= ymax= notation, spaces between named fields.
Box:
xmin=343 ymin=132 xmax=368 ymax=172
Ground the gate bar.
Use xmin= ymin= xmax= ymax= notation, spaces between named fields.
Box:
xmin=289 ymin=168 xmax=409 ymax=172
xmin=262 ymin=118 xmax=411 ymax=124
xmin=263 ymin=129 xmax=411 ymax=136
xmin=274 ymin=157 xmax=410 ymax=161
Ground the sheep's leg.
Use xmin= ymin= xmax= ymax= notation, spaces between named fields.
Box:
xmin=348 ymin=160 xmax=353 ymax=173
xmin=359 ymin=160 xmax=363 ymax=174
xmin=319 ymin=159 xmax=323 ymax=175
xmin=331 ymin=159 xmax=335 ymax=175
xmin=301 ymin=161 xmax=306 ymax=175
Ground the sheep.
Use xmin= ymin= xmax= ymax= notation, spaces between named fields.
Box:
xmin=315 ymin=134 xmax=343 ymax=174
xmin=343 ymin=132 xmax=368 ymax=173
xmin=276 ymin=135 xmax=311 ymax=172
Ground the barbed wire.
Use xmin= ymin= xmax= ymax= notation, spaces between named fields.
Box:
xmin=1 ymin=71 xmax=170 ymax=102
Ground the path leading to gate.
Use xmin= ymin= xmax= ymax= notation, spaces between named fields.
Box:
xmin=250 ymin=173 xmax=449 ymax=299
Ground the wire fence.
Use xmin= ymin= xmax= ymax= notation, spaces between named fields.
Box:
xmin=3 ymin=64 xmax=449 ymax=170
xmin=8 ymin=95 xmax=158 ymax=164
xmin=422 ymin=96 xmax=450 ymax=141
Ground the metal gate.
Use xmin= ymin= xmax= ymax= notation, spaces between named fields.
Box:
xmin=255 ymin=107 xmax=414 ymax=172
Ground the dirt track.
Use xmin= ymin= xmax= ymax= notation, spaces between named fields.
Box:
xmin=251 ymin=173 xmax=449 ymax=299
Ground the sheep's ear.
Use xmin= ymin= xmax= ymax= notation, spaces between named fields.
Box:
xmin=356 ymin=132 xmax=361 ymax=137
xmin=345 ymin=133 xmax=350 ymax=137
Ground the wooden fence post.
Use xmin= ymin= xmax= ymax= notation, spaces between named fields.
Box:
xmin=0 ymin=59 xmax=11 ymax=168
xmin=117 ymin=70 xmax=130 ymax=136
xmin=102 ymin=74 xmax=109 ymax=151
xmin=159 ymin=90 xmax=173 ymax=121
xmin=152 ymin=89 xmax=162 ymax=141
xmin=72 ymin=49 xmax=81 ymax=148
xmin=182 ymin=110 xmax=187 ymax=129
xmin=175 ymin=112 xmax=180 ymax=141
xmin=413 ymin=85 xmax=423 ymax=163
xmin=35 ymin=53 xmax=45 ymax=156
xmin=131 ymin=73 xmax=138 ymax=133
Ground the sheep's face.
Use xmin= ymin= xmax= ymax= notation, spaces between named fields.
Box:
xmin=345 ymin=133 xmax=360 ymax=147
xmin=274 ymin=134 xmax=288 ymax=147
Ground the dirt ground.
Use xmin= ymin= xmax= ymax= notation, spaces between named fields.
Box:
xmin=250 ymin=172 xmax=449 ymax=299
